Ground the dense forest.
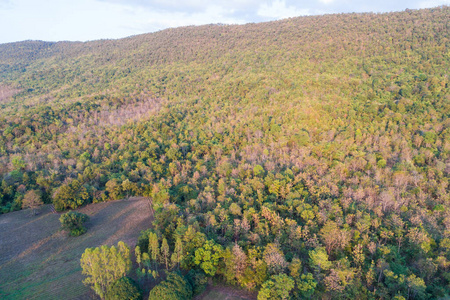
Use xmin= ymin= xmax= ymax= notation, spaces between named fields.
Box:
xmin=0 ymin=6 xmax=449 ymax=299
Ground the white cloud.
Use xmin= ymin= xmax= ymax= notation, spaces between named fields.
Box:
xmin=98 ymin=0 xmax=262 ymax=13
xmin=0 ymin=0 xmax=253 ymax=43
xmin=1 ymin=0 xmax=450 ymax=44
xmin=417 ymin=0 xmax=450 ymax=8
xmin=258 ymin=0 xmax=311 ymax=19
xmin=130 ymin=4 xmax=247 ymax=33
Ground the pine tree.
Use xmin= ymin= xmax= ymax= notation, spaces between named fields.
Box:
xmin=135 ymin=246 xmax=142 ymax=268
xmin=171 ymin=237 xmax=184 ymax=269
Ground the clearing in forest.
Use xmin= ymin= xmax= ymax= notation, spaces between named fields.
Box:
xmin=197 ymin=284 xmax=257 ymax=300
xmin=0 ymin=198 xmax=153 ymax=300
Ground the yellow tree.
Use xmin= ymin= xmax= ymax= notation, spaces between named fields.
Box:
xmin=80 ymin=241 xmax=131 ymax=299
xmin=22 ymin=190 xmax=43 ymax=215
xmin=161 ymin=237 xmax=170 ymax=270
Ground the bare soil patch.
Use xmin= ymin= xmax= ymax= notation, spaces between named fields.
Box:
xmin=196 ymin=284 xmax=257 ymax=300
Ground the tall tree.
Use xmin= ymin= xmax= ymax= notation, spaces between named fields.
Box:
xmin=149 ymin=232 xmax=160 ymax=269
xmin=171 ymin=237 xmax=183 ymax=270
xmin=161 ymin=237 xmax=170 ymax=270
xmin=80 ymin=241 xmax=132 ymax=299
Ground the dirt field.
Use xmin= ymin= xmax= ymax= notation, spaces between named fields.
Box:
xmin=0 ymin=198 xmax=153 ymax=300
xmin=197 ymin=284 xmax=257 ymax=300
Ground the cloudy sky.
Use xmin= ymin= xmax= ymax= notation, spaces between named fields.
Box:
xmin=0 ymin=0 xmax=449 ymax=44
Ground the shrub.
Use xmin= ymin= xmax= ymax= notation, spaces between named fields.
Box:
xmin=106 ymin=277 xmax=142 ymax=300
xmin=186 ymin=269 xmax=207 ymax=296
xmin=148 ymin=272 xmax=192 ymax=300
xmin=59 ymin=211 xmax=89 ymax=236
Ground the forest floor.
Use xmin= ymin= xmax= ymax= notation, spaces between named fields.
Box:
xmin=0 ymin=198 xmax=153 ymax=299
xmin=196 ymin=284 xmax=257 ymax=300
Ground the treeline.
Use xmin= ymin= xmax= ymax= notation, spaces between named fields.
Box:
xmin=0 ymin=6 xmax=449 ymax=299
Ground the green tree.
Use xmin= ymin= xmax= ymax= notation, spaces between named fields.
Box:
xmin=53 ymin=179 xmax=88 ymax=211
xmin=59 ymin=211 xmax=89 ymax=236
xmin=11 ymin=156 xmax=25 ymax=170
xmin=105 ymin=179 xmax=123 ymax=200
xmin=171 ymin=237 xmax=184 ymax=269
xmin=148 ymin=272 xmax=192 ymax=300
xmin=258 ymin=274 xmax=295 ymax=300
xmin=149 ymin=232 xmax=160 ymax=269
xmin=297 ymin=273 xmax=317 ymax=298
xmin=121 ymin=179 xmax=137 ymax=199
xmin=80 ymin=241 xmax=132 ymax=299
xmin=105 ymin=277 xmax=142 ymax=300
xmin=148 ymin=285 xmax=180 ymax=300
xmin=161 ymin=237 xmax=170 ymax=270
xmin=194 ymin=240 xmax=223 ymax=276
xmin=309 ymin=247 xmax=332 ymax=272
xmin=407 ymin=274 xmax=427 ymax=299
xmin=186 ymin=269 xmax=208 ymax=296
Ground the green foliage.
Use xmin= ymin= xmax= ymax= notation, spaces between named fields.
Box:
xmin=194 ymin=240 xmax=223 ymax=276
xmin=148 ymin=285 xmax=180 ymax=300
xmin=253 ymin=165 xmax=264 ymax=177
xmin=309 ymin=247 xmax=332 ymax=272
xmin=258 ymin=274 xmax=295 ymax=300
xmin=377 ymin=159 xmax=387 ymax=168
xmin=105 ymin=277 xmax=142 ymax=300
xmin=53 ymin=180 xmax=88 ymax=211
xmin=297 ymin=273 xmax=317 ymax=298
xmin=406 ymin=274 xmax=427 ymax=299
xmin=186 ymin=269 xmax=208 ymax=296
xmin=11 ymin=156 xmax=25 ymax=170
xmin=148 ymin=272 xmax=192 ymax=300
xmin=80 ymin=241 xmax=132 ymax=299
xmin=59 ymin=211 xmax=89 ymax=236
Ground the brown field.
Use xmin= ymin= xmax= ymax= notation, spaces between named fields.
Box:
xmin=196 ymin=284 xmax=257 ymax=300
xmin=0 ymin=198 xmax=153 ymax=300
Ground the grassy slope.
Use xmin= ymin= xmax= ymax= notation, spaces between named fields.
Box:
xmin=0 ymin=198 xmax=152 ymax=299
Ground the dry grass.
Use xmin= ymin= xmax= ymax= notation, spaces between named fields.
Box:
xmin=0 ymin=198 xmax=153 ymax=300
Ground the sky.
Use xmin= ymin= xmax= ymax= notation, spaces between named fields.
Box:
xmin=0 ymin=0 xmax=449 ymax=44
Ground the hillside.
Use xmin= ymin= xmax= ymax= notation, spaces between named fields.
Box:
xmin=0 ymin=6 xmax=449 ymax=299
xmin=0 ymin=199 xmax=152 ymax=299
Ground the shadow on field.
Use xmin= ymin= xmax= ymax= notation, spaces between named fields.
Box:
xmin=0 ymin=198 xmax=152 ymax=300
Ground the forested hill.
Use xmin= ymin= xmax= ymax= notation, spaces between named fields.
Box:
xmin=1 ymin=6 xmax=449 ymax=299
